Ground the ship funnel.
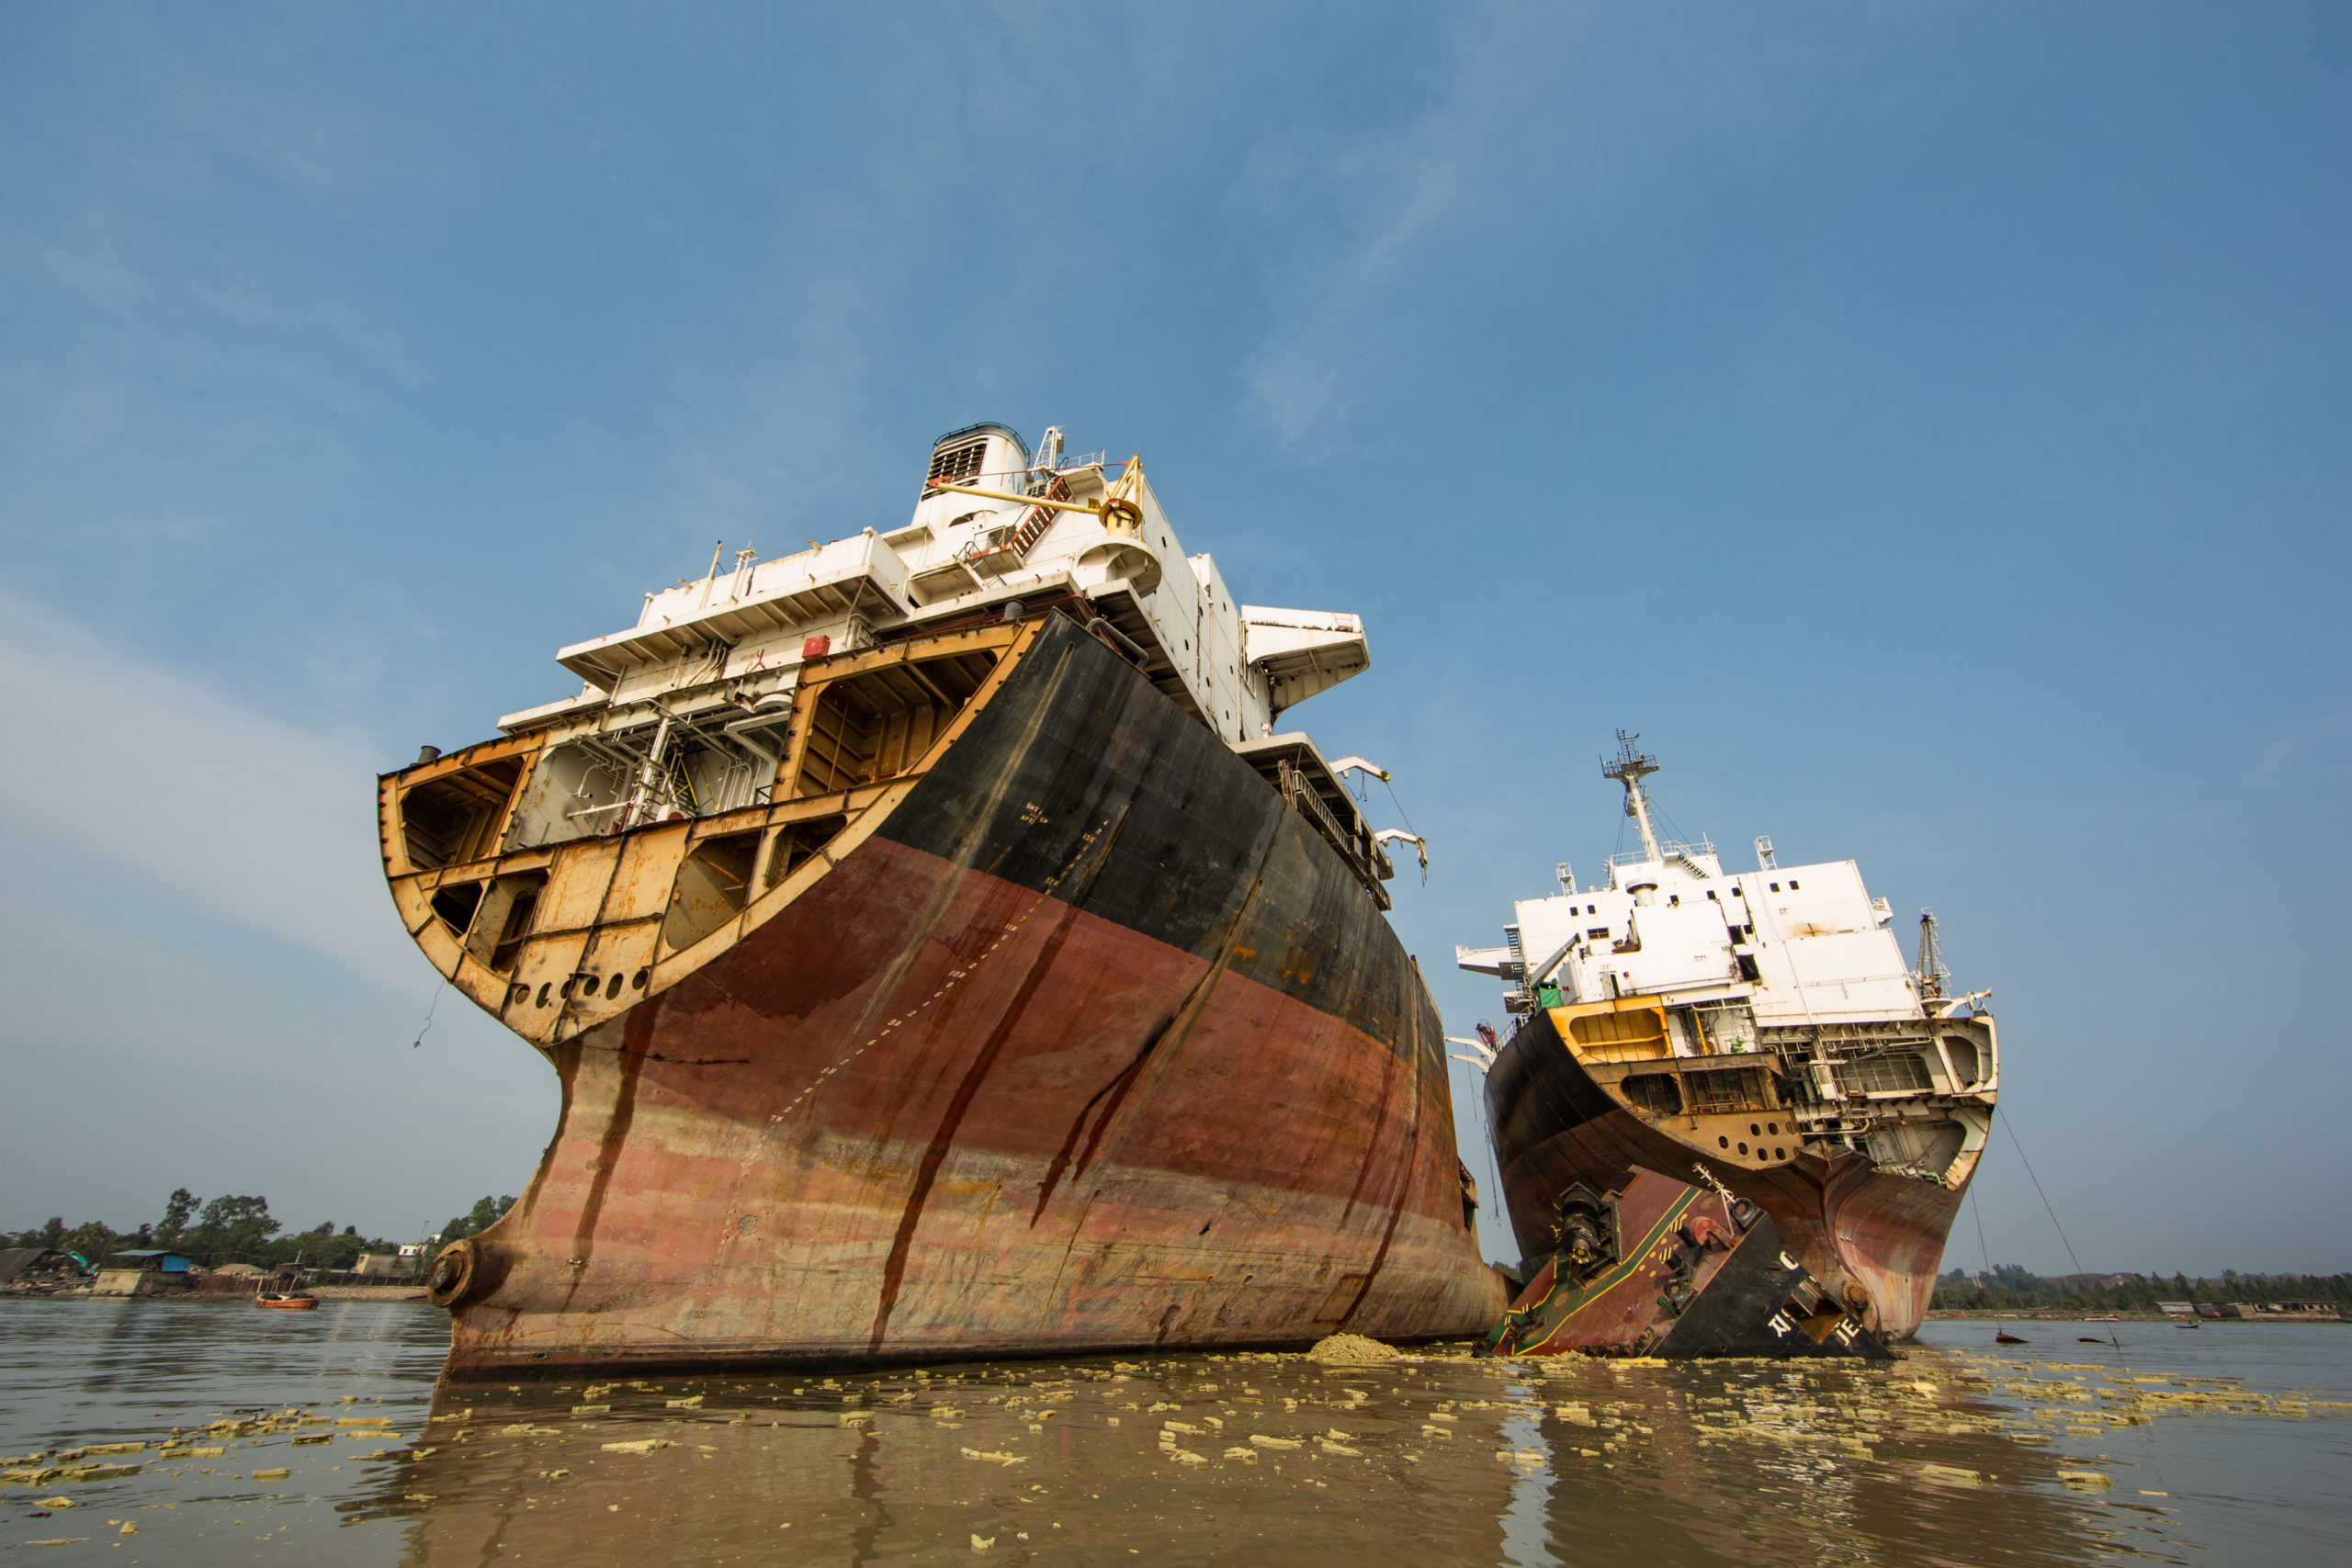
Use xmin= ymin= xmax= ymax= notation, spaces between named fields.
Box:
xmin=914 ymin=423 xmax=1035 ymax=536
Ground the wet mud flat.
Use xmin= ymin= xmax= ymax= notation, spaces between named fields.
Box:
xmin=5 ymin=1304 xmax=2349 ymax=1566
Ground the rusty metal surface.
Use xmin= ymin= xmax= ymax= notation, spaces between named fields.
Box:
xmin=1487 ymin=1008 xmax=1970 ymax=1340
xmin=1488 ymin=1168 xmax=1886 ymax=1359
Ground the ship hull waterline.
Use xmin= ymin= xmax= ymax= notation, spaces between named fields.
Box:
xmin=391 ymin=615 xmax=1509 ymax=1377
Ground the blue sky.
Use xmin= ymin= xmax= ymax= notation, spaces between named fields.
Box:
xmin=2 ymin=3 xmax=2345 ymax=1275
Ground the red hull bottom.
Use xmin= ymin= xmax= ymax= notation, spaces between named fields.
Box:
xmin=435 ymin=838 xmax=1508 ymax=1377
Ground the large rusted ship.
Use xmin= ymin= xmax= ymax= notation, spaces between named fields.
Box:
xmin=1458 ymin=734 xmax=1997 ymax=1342
xmin=381 ymin=423 xmax=1509 ymax=1376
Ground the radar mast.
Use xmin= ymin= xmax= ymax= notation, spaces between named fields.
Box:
xmin=1601 ymin=729 xmax=1663 ymax=863
xmin=1916 ymin=909 xmax=1950 ymax=1000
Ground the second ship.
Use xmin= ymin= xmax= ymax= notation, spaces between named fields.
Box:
xmin=381 ymin=423 xmax=1510 ymax=1376
xmin=1460 ymin=734 xmax=1998 ymax=1346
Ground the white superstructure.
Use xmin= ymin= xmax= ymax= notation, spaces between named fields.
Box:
xmin=1459 ymin=733 xmax=1996 ymax=1180
xmin=485 ymin=423 xmax=1374 ymax=855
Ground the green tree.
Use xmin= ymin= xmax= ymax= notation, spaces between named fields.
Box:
xmin=183 ymin=1195 xmax=280 ymax=1267
xmin=155 ymin=1190 xmax=199 ymax=1247
xmin=57 ymin=1221 xmax=120 ymax=1266
xmin=441 ymin=1195 xmax=516 ymax=1243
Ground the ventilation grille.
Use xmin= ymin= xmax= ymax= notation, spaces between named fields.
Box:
xmin=926 ymin=439 xmax=989 ymax=485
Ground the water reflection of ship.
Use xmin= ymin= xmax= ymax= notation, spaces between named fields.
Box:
xmin=379 ymin=423 xmax=1505 ymax=1376
xmin=1461 ymin=735 xmax=1999 ymax=1342
xmin=362 ymin=1356 xmax=2106 ymax=1568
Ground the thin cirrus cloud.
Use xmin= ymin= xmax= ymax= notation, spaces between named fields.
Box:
xmin=0 ymin=588 xmax=415 ymax=996
xmin=1230 ymin=4 xmax=1826 ymax=455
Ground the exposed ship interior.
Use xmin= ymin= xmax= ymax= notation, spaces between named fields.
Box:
xmin=385 ymin=423 xmax=1410 ymax=1051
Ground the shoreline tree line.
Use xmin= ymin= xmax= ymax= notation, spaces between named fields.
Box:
xmin=6 ymin=1191 xmax=517 ymax=1272
xmin=1932 ymin=1264 xmax=2350 ymax=1312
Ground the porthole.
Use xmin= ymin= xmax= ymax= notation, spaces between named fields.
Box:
xmin=1750 ymin=1122 xmax=1761 ymax=1136
xmin=1718 ymin=1136 xmax=1730 ymax=1149
xmin=1768 ymin=1122 xmax=1779 ymax=1135
xmin=606 ymin=972 xmax=624 ymax=1000
xmin=1737 ymin=1142 xmax=1749 ymax=1156
xmin=632 ymin=968 xmax=650 ymax=990
xmin=1774 ymin=1146 xmax=1786 ymax=1159
xmin=536 ymin=983 xmax=551 ymax=1007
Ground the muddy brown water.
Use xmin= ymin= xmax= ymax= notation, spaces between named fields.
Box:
xmin=2 ymin=1298 xmax=2346 ymax=1564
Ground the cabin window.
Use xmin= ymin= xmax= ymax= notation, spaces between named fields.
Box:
xmin=1770 ymin=882 xmax=1781 ymax=892
xmin=1788 ymin=879 xmax=1800 ymax=890
xmin=1705 ymin=890 xmax=1716 ymax=899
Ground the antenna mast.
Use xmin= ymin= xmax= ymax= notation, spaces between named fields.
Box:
xmin=1600 ymin=730 xmax=1662 ymax=863
xmin=1916 ymin=909 xmax=1950 ymax=1000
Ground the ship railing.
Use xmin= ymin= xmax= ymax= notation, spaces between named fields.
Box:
xmin=1275 ymin=760 xmax=1392 ymax=913
xmin=1606 ymin=838 xmax=1715 ymax=869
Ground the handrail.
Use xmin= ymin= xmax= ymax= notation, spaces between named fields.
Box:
xmin=1276 ymin=761 xmax=1390 ymax=911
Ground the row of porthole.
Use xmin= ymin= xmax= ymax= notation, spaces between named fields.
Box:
xmin=1719 ymin=1134 xmax=1788 ymax=1160
xmin=506 ymin=969 xmax=652 ymax=1009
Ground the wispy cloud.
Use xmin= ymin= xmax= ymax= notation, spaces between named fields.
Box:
xmin=0 ymin=588 xmax=413 ymax=991
xmin=2259 ymin=702 xmax=2352 ymax=781
xmin=1229 ymin=2 xmax=1878 ymax=455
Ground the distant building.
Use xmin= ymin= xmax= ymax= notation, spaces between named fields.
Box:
xmin=1 ymin=1247 xmax=95 ymax=1290
xmin=2155 ymin=1301 xmax=2193 ymax=1314
xmin=90 ymin=1250 xmax=196 ymax=1297
xmin=354 ymin=1252 xmax=419 ymax=1279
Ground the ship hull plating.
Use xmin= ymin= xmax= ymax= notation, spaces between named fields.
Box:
xmin=398 ymin=618 xmax=1505 ymax=1375
xmin=1487 ymin=1008 xmax=1963 ymax=1340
